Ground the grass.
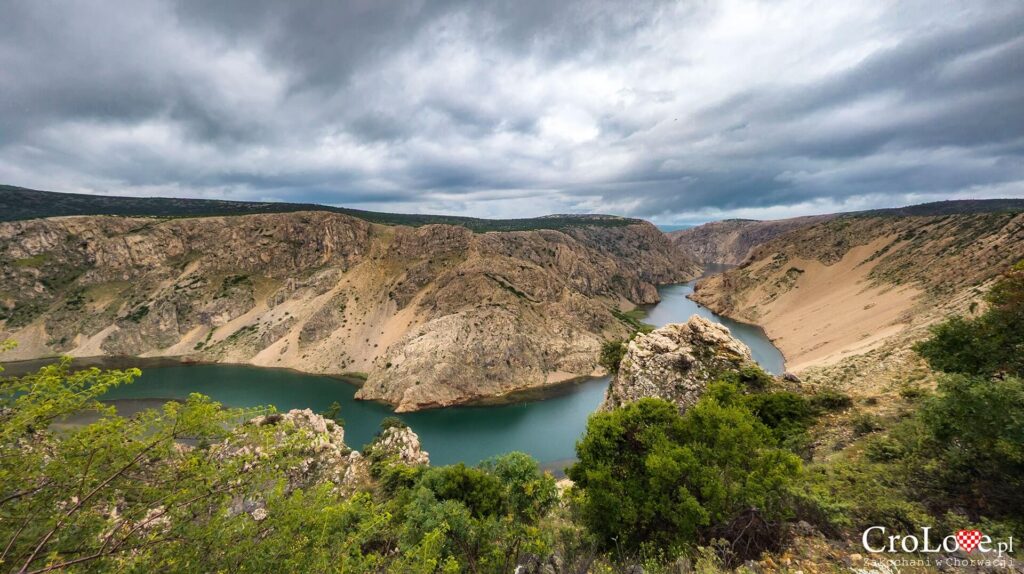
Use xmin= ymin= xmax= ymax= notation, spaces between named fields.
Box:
xmin=12 ymin=253 xmax=51 ymax=267
xmin=611 ymin=308 xmax=654 ymax=334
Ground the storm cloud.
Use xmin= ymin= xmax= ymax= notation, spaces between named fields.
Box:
xmin=1 ymin=0 xmax=1022 ymax=222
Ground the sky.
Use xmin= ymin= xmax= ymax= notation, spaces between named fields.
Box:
xmin=1 ymin=1 xmax=1022 ymax=224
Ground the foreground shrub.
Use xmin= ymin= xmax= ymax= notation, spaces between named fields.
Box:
xmin=906 ymin=374 xmax=1024 ymax=519
xmin=568 ymin=396 xmax=801 ymax=553
xmin=808 ymin=389 xmax=853 ymax=412
xmin=717 ymin=364 xmax=774 ymax=392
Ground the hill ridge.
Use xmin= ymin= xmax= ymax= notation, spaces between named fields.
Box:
xmin=0 ymin=185 xmax=643 ymax=232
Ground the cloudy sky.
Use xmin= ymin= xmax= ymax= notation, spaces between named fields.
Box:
xmin=1 ymin=1 xmax=1022 ymax=223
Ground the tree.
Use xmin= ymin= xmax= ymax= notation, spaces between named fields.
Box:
xmin=599 ymin=340 xmax=627 ymax=373
xmin=915 ymin=260 xmax=1024 ymax=377
xmin=0 ymin=354 xmax=282 ymax=573
xmin=320 ymin=400 xmax=344 ymax=425
xmin=568 ymin=395 xmax=801 ymax=553
xmin=905 ymin=374 xmax=1024 ymax=519
xmin=0 ymin=349 xmax=561 ymax=572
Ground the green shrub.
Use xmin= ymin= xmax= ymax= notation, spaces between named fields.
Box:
xmin=914 ymin=260 xmax=1024 ymax=377
xmin=809 ymin=389 xmax=853 ymax=412
xmin=717 ymin=364 xmax=774 ymax=391
xmin=744 ymin=391 xmax=813 ymax=434
xmin=380 ymin=416 xmax=408 ymax=430
xmin=795 ymin=460 xmax=929 ymax=535
xmin=599 ymin=339 xmax=627 ymax=373
xmin=864 ymin=435 xmax=903 ymax=462
xmin=898 ymin=385 xmax=928 ymax=401
xmin=568 ymin=396 xmax=800 ymax=552
xmin=419 ymin=463 xmax=503 ymax=518
xmin=906 ymin=374 xmax=1024 ymax=519
xmin=851 ymin=412 xmax=883 ymax=436
xmin=320 ymin=400 xmax=343 ymax=424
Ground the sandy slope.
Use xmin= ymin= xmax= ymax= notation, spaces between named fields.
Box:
xmin=692 ymin=211 xmax=1024 ymax=375
xmin=727 ymin=238 xmax=922 ymax=370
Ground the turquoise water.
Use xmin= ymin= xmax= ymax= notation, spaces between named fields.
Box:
xmin=23 ymin=281 xmax=784 ymax=467
xmin=100 ymin=364 xmax=610 ymax=467
xmin=642 ymin=282 xmax=785 ymax=375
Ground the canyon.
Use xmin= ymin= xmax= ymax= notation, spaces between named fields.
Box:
xmin=0 ymin=206 xmax=698 ymax=412
xmin=676 ymin=205 xmax=1024 ymax=393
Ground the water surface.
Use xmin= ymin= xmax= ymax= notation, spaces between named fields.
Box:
xmin=642 ymin=282 xmax=785 ymax=375
xmin=12 ymin=280 xmax=783 ymax=467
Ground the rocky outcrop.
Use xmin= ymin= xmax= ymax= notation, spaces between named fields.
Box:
xmin=217 ymin=409 xmax=428 ymax=505
xmin=220 ymin=408 xmax=367 ymax=494
xmin=668 ymin=216 xmax=832 ymax=265
xmin=369 ymin=425 xmax=430 ymax=466
xmin=602 ymin=316 xmax=754 ymax=411
xmin=0 ymin=211 xmax=700 ymax=410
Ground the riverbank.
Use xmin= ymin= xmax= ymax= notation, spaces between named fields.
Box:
xmin=5 ymin=281 xmax=787 ymax=466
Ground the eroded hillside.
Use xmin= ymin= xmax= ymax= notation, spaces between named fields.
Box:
xmin=0 ymin=211 xmax=699 ymax=411
xmin=668 ymin=216 xmax=833 ymax=265
xmin=691 ymin=211 xmax=1024 ymax=380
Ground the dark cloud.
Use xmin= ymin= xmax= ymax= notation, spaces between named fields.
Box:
xmin=0 ymin=0 xmax=1022 ymax=221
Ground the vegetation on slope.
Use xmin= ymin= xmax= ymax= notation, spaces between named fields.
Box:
xmin=2 ymin=261 xmax=1022 ymax=572
xmin=0 ymin=185 xmax=643 ymax=232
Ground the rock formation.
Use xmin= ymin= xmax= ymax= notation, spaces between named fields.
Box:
xmin=690 ymin=211 xmax=1024 ymax=373
xmin=217 ymin=409 xmax=429 ymax=506
xmin=0 ymin=211 xmax=700 ymax=410
xmin=667 ymin=215 xmax=832 ymax=265
xmin=369 ymin=425 xmax=431 ymax=466
xmin=218 ymin=408 xmax=368 ymax=495
xmin=602 ymin=315 xmax=755 ymax=411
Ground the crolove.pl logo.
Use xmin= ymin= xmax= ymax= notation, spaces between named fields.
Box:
xmin=862 ymin=526 xmax=1014 ymax=556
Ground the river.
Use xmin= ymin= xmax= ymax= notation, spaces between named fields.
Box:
xmin=12 ymin=280 xmax=783 ymax=467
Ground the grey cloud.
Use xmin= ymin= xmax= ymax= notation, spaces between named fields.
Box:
xmin=0 ymin=0 xmax=1022 ymax=220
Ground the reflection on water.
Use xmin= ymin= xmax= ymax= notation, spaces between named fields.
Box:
xmin=7 ymin=277 xmax=784 ymax=466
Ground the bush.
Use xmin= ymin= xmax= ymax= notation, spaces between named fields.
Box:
xmin=809 ymin=389 xmax=853 ymax=412
xmin=568 ymin=396 xmax=801 ymax=552
xmin=914 ymin=260 xmax=1024 ymax=377
xmin=898 ymin=385 xmax=928 ymax=401
xmin=744 ymin=391 xmax=813 ymax=436
xmin=906 ymin=374 xmax=1024 ymax=519
xmin=864 ymin=435 xmax=903 ymax=462
xmin=717 ymin=364 xmax=774 ymax=391
xmin=380 ymin=416 xmax=408 ymax=430
xmin=320 ymin=400 xmax=343 ymax=424
xmin=851 ymin=412 xmax=883 ymax=436
xmin=599 ymin=339 xmax=627 ymax=373
xmin=419 ymin=463 xmax=503 ymax=518
xmin=795 ymin=460 xmax=930 ymax=535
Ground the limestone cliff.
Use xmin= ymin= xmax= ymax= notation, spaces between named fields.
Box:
xmin=689 ymin=210 xmax=1024 ymax=384
xmin=668 ymin=216 xmax=832 ymax=265
xmin=602 ymin=316 xmax=755 ymax=411
xmin=0 ymin=211 xmax=699 ymax=410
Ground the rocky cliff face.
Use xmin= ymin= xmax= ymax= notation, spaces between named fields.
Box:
xmin=0 ymin=211 xmax=699 ymax=410
xmin=668 ymin=216 xmax=832 ymax=265
xmin=602 ymin=316 xmax=755 ymax=411
xmin=690 ymin=211 xmax=1024 ymax=380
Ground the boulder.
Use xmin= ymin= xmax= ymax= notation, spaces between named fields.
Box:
xmin=602 ymin=315 xmax=755 ymax=412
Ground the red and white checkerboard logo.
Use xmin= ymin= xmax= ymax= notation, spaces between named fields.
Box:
xmin=956 ymin=530 xmax=982 ymax=553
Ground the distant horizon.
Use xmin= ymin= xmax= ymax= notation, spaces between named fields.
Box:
xmin=3 ymin=2 xmax=1022 ymax=224
xmin=5 ymin=183 xmax=1024 ymax=228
